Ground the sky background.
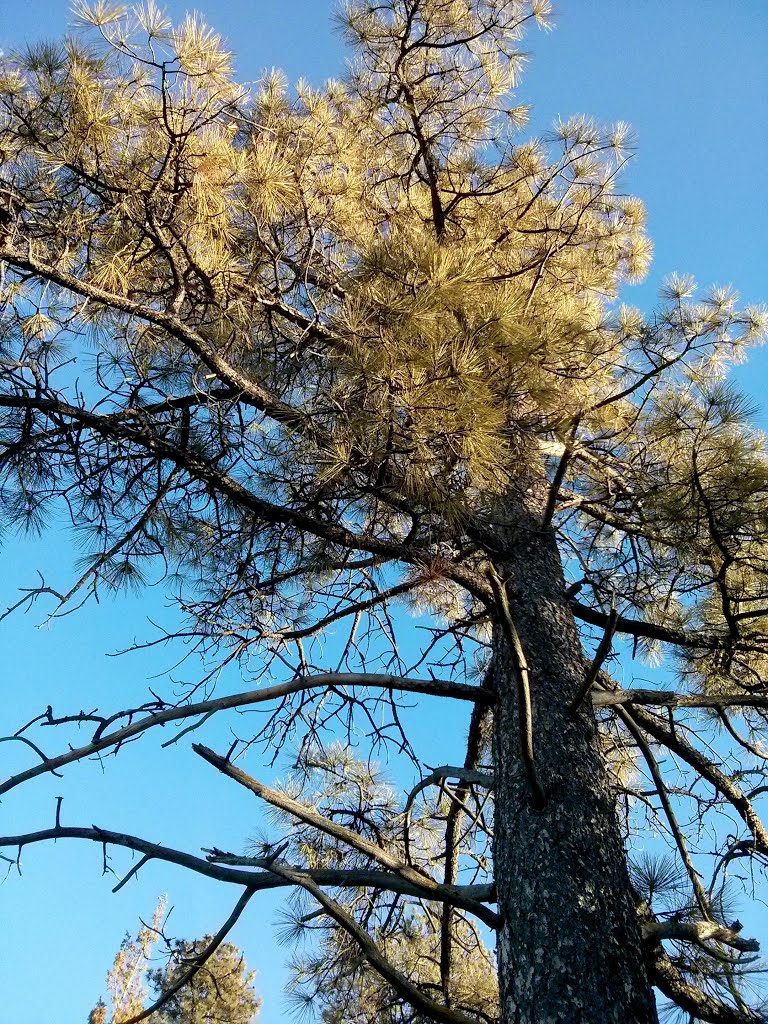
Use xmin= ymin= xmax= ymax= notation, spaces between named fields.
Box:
xmin=1 ymin=2 xmax=767 ymax=1022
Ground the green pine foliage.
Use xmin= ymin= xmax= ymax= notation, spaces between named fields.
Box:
xmin=89 ymin=903 xmax=260 ymax=1024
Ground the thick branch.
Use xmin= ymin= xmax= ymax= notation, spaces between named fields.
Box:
xmin=650 ymin=946 xmax=764 ymax=1024
xmin=0 ymin=826 xmax=495 ymax=911
xmin=572 ymin=601 xmax=729 ymax=651
xmin=0 ymin=673 xmax=491 ymax=797
xmin=266 ymin=861 xmax=479 ymax=1024
xmin=593 ymin=689 xmax=768 ymax=711
xmin=204 ymin=850 xmax=494 ymax=905
xmin=642 ymin=919 xmax=759 ymax=955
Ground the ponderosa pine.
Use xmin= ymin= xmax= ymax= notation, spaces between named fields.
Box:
xmin=1 ymin=3 xmax=767 ymax=1023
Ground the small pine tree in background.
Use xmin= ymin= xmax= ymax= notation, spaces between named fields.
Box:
xmin=89 ymin=902 xmax=260 ymax=1024
xmin=147 ymin=939 xmax=261 ymax=1024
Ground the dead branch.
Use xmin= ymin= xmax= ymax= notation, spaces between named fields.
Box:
xmin=0 ymin=673 xmax=492 ymax=797
xmin=193 ymin=744 xmax=500 ymax=929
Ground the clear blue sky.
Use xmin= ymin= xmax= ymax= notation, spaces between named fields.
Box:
xmin=1 ymin=3 xmax=767 ymax=1022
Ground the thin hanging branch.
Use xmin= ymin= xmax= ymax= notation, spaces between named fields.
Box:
xmin=485 ymin=566 xmax=546 ymax=808
xmin=617 ymin=705 xmax=712 ymax=919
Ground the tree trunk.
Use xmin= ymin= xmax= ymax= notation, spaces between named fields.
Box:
xmin=491 ymin=492 xmax=658 ymax=1024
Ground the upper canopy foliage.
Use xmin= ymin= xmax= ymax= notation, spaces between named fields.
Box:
xmin=2 ymin=0 xmax=766 ymax=641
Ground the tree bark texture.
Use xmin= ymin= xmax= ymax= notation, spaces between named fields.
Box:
xmin=491 ymin=492 xmax=658 ymax=1024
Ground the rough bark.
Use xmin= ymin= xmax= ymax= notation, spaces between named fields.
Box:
xmin=491 ymin=490 xmax=658 ymax=1024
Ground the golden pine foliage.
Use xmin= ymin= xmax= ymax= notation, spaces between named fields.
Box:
xmin=0 ymin=0 xmax=658 ymax=507
xmin=3 ymin=1 xmax=765 ymax=656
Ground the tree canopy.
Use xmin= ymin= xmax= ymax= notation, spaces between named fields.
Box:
xmin=1 ymin=3 xmax=768 ymax=1023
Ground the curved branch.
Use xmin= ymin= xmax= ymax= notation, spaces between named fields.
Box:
xmin=616 ymin=699 xmax=768 ymax=855
xmin=0 ymin=825 xmax=495 ymax=912
xmin=404 ymin=765 xmax=494 ymax=862
xmin=405 ymin=765 xmax=494 ymax=818
xmin=0 ymin=735 xmax=63 ymax=775
xmin=0 ymin=244 xmax=329 ymax=434
xmin=121 ymin=886 xmax=255 ymax=1024
xmin=650 ymin=945 xmax=764 ymax=1024
xmin=266 ymin=860 xmax=479 ymax=1024
xmin=0 ymin=673 xmax=491 ymax=797
xmin=193 ymin=744 xmax=500 ymax=930
xmin=486 ymin=565 xmax=546 ymax=808
xmin=403 ymin=758 xmax=495 ymax=972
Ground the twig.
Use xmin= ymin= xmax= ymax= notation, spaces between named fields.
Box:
xmin=570 ymin=602 xmax=618 ymax=713
xmin=112 ymin=854 xmax=152 ymax=893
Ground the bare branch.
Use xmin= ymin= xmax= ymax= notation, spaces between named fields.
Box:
xmin=572 ymin=601 xmax=731 ymax=651
xmin=650 ymin=946 xmax=765 ymax=1024
xmin=0 ymin=673 xmax=491 ymax=797
xmin=264 ymin=860 xmax=480 ymax=1024
xmin=0 ymin=825 xmax=496 ymax=912
xmin=617 ymin=706 xmax=711 ymax=918
xmin=193 ymin=744 xmax=500 ymax=929
xmin=593 ymin=689 xmax=768 ymax=711
xmin=642 ymin=919 xmax=759 ymax=956
xmin=486 ymin=565 xmax=546 ymax=808
xmin=616 ymin=699 xmax=768 ymax=855
xmin=570 ymin=602 xmax=618 ymax=713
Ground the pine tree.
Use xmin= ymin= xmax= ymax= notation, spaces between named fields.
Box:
xmin=90 ymin=904 xmax=260 ymax=1024
xmin=95 ymin=900 xmax=167 ymax=1023
xmin=2 ymin=3 xmax=768 ymax=1023
xmin=147 ymin=939 xmax=261 ymax=1024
